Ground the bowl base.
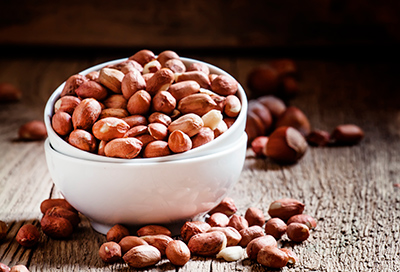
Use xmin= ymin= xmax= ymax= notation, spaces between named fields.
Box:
xmin=89 ymin=214 xmax=207 ymax=237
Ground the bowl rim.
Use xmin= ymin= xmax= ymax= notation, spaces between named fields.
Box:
xmin=44 ymin=56 xmax=248 ymax=164
xmin=44 ymin=133 xmax=248 ymax=166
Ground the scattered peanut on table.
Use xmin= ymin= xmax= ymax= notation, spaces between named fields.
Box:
xmin=246 ymin=58 xmax=364 ymax=164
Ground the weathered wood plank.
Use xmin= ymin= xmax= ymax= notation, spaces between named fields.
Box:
xmin=1 ymin=55 xmax=400 ymax=271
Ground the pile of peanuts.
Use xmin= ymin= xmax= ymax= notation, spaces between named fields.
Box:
xmin=0 ymin=199 xmax=81 ymax=272
xmin=0 ymin=196 xmax=314 ymax=270
xmin=245 ymin=60 xmax=364 ymax=165
xmin=51 ymin=49 xmax=242 ymax=159
xmin=97 ymin=196 xmax=315 ymax=269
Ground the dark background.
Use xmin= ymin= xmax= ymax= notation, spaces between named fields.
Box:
xmin=0 ymin=0 xmax=399 ymax=59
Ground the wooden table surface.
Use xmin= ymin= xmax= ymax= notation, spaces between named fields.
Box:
xmin=0 ymin=50 xmax=399 ymax=271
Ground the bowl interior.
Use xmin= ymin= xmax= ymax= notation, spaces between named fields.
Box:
xmin=44 ymin=57 xmax=248 ymax=163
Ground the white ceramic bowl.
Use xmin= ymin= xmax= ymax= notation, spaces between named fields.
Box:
xmin=44 ymin=133 xmax=247 ymax=234
xmin=44 ymin=57 xmax=248 ymax=163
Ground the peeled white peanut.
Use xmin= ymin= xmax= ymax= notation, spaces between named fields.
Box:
xmin=202 ymin=109 xmax=223 ymax=130
xmin=216 ymin=246 xmax=244 ymax=262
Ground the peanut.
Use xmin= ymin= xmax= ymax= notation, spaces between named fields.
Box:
xmin=106 ymin=224 xmax=130 ymax=243
xmin=140 ymin=234 xmax=173 ymax=256
xmin=146 ymin=68 xmax=174 ymax=95
xmin=0 ymin=262 xmax=10 ymax=272
xmin=268 ymin=198 xmax=305 ymax=221
xmin=188 ymin=62 xmax=210 ymax=75
xmin=18 ymin=120 xmax=47 ymax=141
xmin=165 ymin=240 xmax=191 ymax=266
xmin=330 ymin=124 xmax=364 ymax=145
xmin=52 ymin=111 xmax=73 ymax=136
xmin=121 ymin=69 xmax=146 ymax=100
xmin=168 ymin=81 xmax=200 ymax=101
xmin=224 ymin=95 xmax=241 ymax=117
xmin=72 ymin=98 xmax=102 ymax=130
xmin=54 ymin=96 xmax=81 ymax=115
xmin=40 ymin=215 xmax=73 ymax=239
xmin=216 ymin=246 xmax=244 ymax=262
xmin=164 ymin=58 xmax=186 ymax=73
xmin=286 ymin=223 xmax=310 ymax=242
xmin=168 ymin=130 xmax=192 ymax=153
xmin=251 ymin=136 xmax=269 ymax=157
xmin=99 ymin=241 xmax=122 ymax=263
xmin=0 ymin=82 xmax=22 ymax=102
xmin=127 ymin=90 xmax=151 ymax=115
xmin=187 ymin=231 xmax=227 ymax=257
xmin=266 ymin=126 xmax=308 ymax=164
xmin=137 ymin=225 xmax=172 ymax=237
xmin=103 ymin=94 xmax=127 ymax=109
xmin=280 ymin=248 xmax=299 ymax=265
xmin=129 ymin=49 xmax=155 ymax=66
xmin=44 ymin=206 xmax=80 ymax=229
xmin=191 ymin=127 xmax=214 ymax=149
xmin=143 ymin=60 xmax=161 ymax=74
xmin=265 ymin=218 xmax=287 ymax=240
xmin=75 ymin=80 xmax=108 ymax=100
xmin=119 ymin=236 xmax=148 ymax=255
xmin=207 ymin=226 xmax=241 ymax=247
xmin=257 ymin=95 xmax=286 ymax=118
xmin=211 ymin=74 xmax=238 ymax=96
xmin=176 ymin=71 xmax=210 ymax=89
xmin=9 ymin=265 xmax=30 ymax=272
xmin=123 ymin=244 xmax=161 ymax=268
xmin=16 ymin=224 xmax=40 ymax=248
xmin=227 ymin=214 xmax=248 ymax=232
xmin=306 ymin=129 xmax=331 ymax=147
xmin=246 ymin=235 xmax=277 ymax=260
xmin=257 ymin=245 xmax=289 ymax=268
xmin=239 ymin=225 xmax=265 ymax=247
xmin=287 ymin=214 xmax=317 ymax=230
xmin=208 ymin=197 xmax=237 ymax=216
xmin=275 ymin=106 xmax=311 ymax=137
xmin=143 ymin=140 xmax=171 ymax=158
xmin=99 ymin=67 xmax=125 ymax=93
xmin=40 ymin=198 xmax=77 ymax=214
xmin=122 ymin=114 xmax=148 ymax=127
xmin=201 ymin=109 xmax=223 ymax=130
xmin=168 ymin=113 xmax=203 ymax=137
xmin=157 ymin=50 xmax=179 ymax=67
xmin=104 ymin=137 xmax=143 ymax=159
xmin=151 ymin=91 xmax=176 ymax=115
xmin=92 ymin=117 xmax=130 ymax=141
xmin=0 ymin=221 xmax=8 ymax=240
xmin=177 ymin=93 xmax=218 ymax=116
xmin=99 ymin=108 xmax=129 ymax=119
xmin=68 ymin=129 xmax=97 ymax=153
xmin=180 ymin=221 xmax=211 ymax=243
xmin=61 ymin=74 xmax=88 ymax=97
xmin=244 ymin=207 xmax=265 ymax=227
xmin=148 ymin=112 xmax=171 ymax=126
xmin=206 ymin=212 xmax=230 ymax=228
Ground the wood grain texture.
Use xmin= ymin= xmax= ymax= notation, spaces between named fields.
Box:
xmin=1 ymin=52 xmax=400 ymax=271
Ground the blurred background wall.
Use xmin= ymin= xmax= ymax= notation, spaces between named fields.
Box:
xmin=0 ymin=0 xmax=399 ymax=57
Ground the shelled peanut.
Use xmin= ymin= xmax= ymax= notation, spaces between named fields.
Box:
xmin=96 ymin=196 xmax=316 ymax=269
xmin=51 ymin=49 xmax=242 ymax=159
